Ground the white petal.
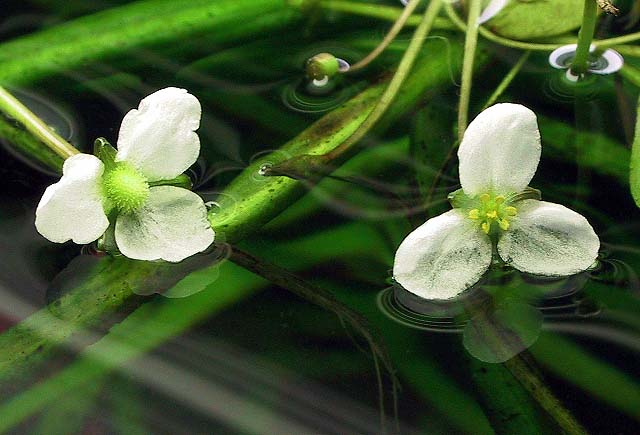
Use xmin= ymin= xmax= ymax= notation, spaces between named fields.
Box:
xmin=393 ymin=210 xmax=492 ymax=300
xmin=115 ymin=186 xmax=214 ymax=262
xmin=478 ymin=0 xmax=509 ymax=24
xmin=458 ymin=103 xmax=541 ymax=196
xmin=35 ymin=154 xmax=109 ymax=244
xmin=115 ymin=87 xmax=201 ymax=182
xmin=497 ymin=200 xmax=600 ymax=276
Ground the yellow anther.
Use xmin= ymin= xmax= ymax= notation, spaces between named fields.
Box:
xmin=498 ymin=219 xmax=510 ymax=231
xmin=468 ymin=209 xmax=480 ymax=220
xmin=480 ymin=193 xmax=490 ymax=203
xmin=495 ymin=195 xmax=505 ymax=204
xmin=486 ymin=210 xmax=498 ymax=219
xmin=505 ymin=206 xmax=517 ymax=216
xmin=481 ymin=222 xmax=491 ymax=234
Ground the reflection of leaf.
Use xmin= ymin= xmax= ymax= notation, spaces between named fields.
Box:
xmin=463 ymin=301 xmax=543 ymax=363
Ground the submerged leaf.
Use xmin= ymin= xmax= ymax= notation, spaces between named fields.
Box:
xmin=483 ymin=0 xmax=584 ymax=40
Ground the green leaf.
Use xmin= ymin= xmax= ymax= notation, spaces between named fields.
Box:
xmin=484 ymin=0 xmax=584 ymax=40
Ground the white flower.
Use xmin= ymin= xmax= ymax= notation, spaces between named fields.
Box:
xmin=35 ymin=87 xmax=215 ymax=262
xmin=393 ymin=104 xmax=600 ymax=300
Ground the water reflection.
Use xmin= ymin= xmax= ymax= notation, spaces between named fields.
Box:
xmin=47 ymin=242 xmax=231 ymax=303
xmin=378 ymin=257 xmax=638 ymax=363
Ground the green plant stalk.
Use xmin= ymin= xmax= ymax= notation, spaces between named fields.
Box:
xmin=0 ymin=111 xmax=66 ymax=172
xmin=505 ymin=354 xmax=589 ymax=435
xmin=264 ymin=0 xmax=444 ymax=179
xmin=571 ymin=0 xmax=598 ymax=75
xmin=325 ymin=0 xmax=443 ymax=159
xmin=211 ymin=36 xmax=466 ymax=242
xmin=466 ymin=355 xmax=551 ymax=434
xmin=461 ymin=300 xmax=588 ymax=435
xmin=305 ymin=0 xmax=455 ymax=30
xmin=457 ymin=0 xmax=482 ymax=141
xmin=347 ymin=0 xmax=423 ymax=73
xmin=0 ymin=87 xmax=79 ymax=160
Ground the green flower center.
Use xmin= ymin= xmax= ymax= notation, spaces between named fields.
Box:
xmin=468 ymin=193 xmax=517 ymax=234
xmin=102 ymin=163 xmax=149 ymax=214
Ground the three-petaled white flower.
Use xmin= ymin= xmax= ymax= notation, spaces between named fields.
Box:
xmin=393 ymin=104 xmax=600 ymax=300
xmin=35 ymin=87 xmax=215 ymax=262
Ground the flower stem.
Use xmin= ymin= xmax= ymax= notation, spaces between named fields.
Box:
xmin=463 ymin=299 xmax=590 ymax=435
xmin=325 ymin=0 xmax=442 ymax=159
xmin=570 ymin=0 xmax=599 ymax=76
xmin=457 ymin=0 xmax=482 ymax=141
xmin=264 ymin=0 xmax=444 ymax=179
xmin=347 ymin=0 xmax=423 ymax=73
xmin=291 ymin=0 xmax=455 ymax=30
xmin=0 ymin=86 xmax=79 ymax=160
xmin=482 ymin=51 xmax=531 ymax=110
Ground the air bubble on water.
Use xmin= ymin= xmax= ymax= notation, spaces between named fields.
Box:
xmin=590 ymin=49 xmax=624 ymax=75
xmin=548 ymin=44 xmax=624 ymax=76
xmin=312 ymin=76 xmax=330 ymax=87
xmin=205 ymin=201 xmax=221 ymax=213
xmin=337 ymin=58 xmax=351 ymax=72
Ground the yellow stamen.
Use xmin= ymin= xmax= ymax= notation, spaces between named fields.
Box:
xmin=495 ymin=195 xmax=505 ymax=204
xmin=480 ymin=193 xmax=490 ymax=203
xmin=505 ymin=206 xmax=517 ymax=216
xmin=468 ymin=209 xmax=480 ymax=219
xmin=481 ymin=222 xmax=491 ymax=234
xmin=498 ymin=219 xmax=510 ymax=231
xmin=486 ymin=210 xmax=498 ymax=219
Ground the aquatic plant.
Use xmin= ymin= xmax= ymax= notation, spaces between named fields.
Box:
xmin=0 ymin=0 xmax=638 ymax=434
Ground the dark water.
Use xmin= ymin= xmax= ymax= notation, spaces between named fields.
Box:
xmin=1 ymin=1 xmax=640 ymax=434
